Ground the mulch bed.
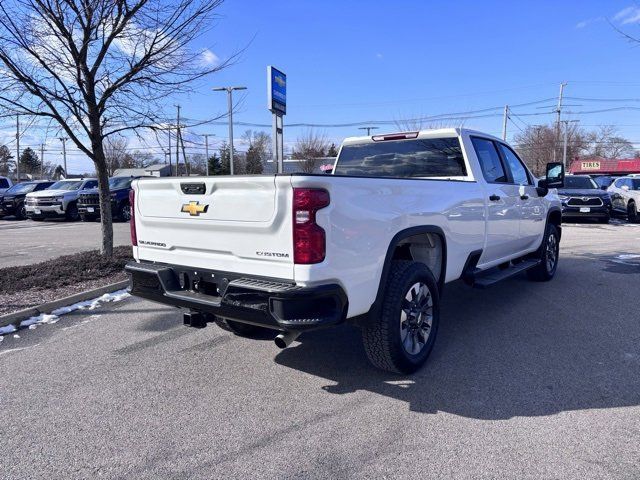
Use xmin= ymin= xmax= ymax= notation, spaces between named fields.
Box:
xmin=0 ymin=246 xmax=131 ymax=316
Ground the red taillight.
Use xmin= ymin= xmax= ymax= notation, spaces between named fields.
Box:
xmin=293 ymin=188 xmax=330 ymax=264
xmin=129 ymin=189 xmax=137 ymax=246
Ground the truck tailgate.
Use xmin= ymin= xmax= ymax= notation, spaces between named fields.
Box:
xmin=132 ymin=175 xmax=294 ymax=279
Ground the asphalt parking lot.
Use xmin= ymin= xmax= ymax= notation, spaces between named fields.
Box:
xmin=0 ymin=219 xmax=131 ymax=267
xmin=1 ymin=222 xmax=639 ymax=479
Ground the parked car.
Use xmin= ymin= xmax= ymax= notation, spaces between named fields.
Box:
xmin=0 ymin=176 xmax=13 ymax=195
xmin=608 ymin=176 xmax=640 ymax=223
xmin=25 ymin=178 xmax=97 ymax=221
xmin=557 ymin=175 xmax=611 ymax=223
xmin=126 ymin=128 xmax=564 ymax=373
xmin=0 ymin=181 xmax=55 ymax=219
xmin=78 ymin=176 xmax=139 ymax=222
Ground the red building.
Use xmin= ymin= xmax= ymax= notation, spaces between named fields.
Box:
xmin=569 ymin=158 xmax=640 ymax=175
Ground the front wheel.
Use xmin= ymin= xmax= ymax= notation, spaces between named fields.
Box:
xmin=527 ymin=224 xmax=560 ymax=281
xmin=628 ymin=202 xmax=639 ymax=223
xmin=65 ymin=203 xmax=79 ymax=221
xmin=118 ymin=202 xmax=131 ymax=222
xmin=16 ymin=203 xmax=26 ymax=220
xmin=362 ymin=260 xmax=440 ymax=374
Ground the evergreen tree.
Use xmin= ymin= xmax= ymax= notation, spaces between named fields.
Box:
xmin=0 ymin=145 xmax=13 ymax=175
xmin=208 ymin=152 xmax=221 ymax=175
xmin=219 ymin=142 xmax=231 ymax=175
xmin=327 ymin=143 xmax=339 ymax=157
xmin=19 ymin=147 xmax=40 ymax=174
xmin=245 ymin=145 xmax=264 ymax=174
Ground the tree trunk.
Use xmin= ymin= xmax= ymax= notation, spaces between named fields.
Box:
xmin=94 ymin=148 xmax=114 ymax=258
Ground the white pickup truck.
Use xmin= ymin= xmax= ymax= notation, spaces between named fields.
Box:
xmin=126 ymin=128 xmax=564 ymax=373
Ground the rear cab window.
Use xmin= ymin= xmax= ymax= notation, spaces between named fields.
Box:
xmin=334 ymin=136 xmax=469 ymax=179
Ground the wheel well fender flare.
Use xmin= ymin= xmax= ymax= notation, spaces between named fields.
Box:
xmin=370 ymin=226 xmax=447 ymax=316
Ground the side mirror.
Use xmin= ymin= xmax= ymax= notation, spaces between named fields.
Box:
xmin=545 ymin=162 xmax=564 ymax=188
xmin=536 ymin=162 xmax=564 ymax=197
xmin=600 ymin=185 xmax=608 ymax=191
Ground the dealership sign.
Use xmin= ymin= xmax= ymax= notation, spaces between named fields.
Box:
xmin=581 ymin=161 xmax=601 ymax=171
xmin=267 ymin=66 xmax=286 ymax=114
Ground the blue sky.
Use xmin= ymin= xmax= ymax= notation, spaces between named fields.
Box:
xmin=7 ymin=0 xmax=640 ymax=172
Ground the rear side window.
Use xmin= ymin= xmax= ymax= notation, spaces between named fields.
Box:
xmin=498 ymin=144 xmax=531 ymax=185
xmin=471 ymin=138 xmax=507 ymax=183
xmin=0 ymin=178 xmax=9 ymax=188
xmin=334 ymin=137 xmax=466 ymax=178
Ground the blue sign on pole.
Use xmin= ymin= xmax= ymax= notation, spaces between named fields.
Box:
xmin=267 ymin=66 xmax=286 ymax=115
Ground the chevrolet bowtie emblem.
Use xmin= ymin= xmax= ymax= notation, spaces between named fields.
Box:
xmin=181 ymin=201 xmax=208 ymax=216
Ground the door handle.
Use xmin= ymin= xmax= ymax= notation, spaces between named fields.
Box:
xmin=520 ymin=194 xmax=529 ymax=200
xmin=489 ymin=194 xmax=501 ymax=202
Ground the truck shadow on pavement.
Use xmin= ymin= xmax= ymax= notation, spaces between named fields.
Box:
xmin=274 ymin=256 xmax=640 ymax=419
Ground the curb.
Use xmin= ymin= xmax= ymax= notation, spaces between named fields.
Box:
xmin=0 ymin=280 xmax=130 ymax=330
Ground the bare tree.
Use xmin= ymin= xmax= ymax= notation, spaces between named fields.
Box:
xmin=585 ymin=125 xmax=636 ymax=159
xmin=0 ymin=0 xmax=232 ymax=256
xmin=104 ymin=136 xmax=128 ymax=175
xmin=292 ymin=130 xmax=329 ymax=174
xmin=513 ymin=123 xmax=589 ymax=176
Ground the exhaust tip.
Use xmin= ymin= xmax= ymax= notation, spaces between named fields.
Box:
xmin=274 ymin=331 xmax=300 ymax=349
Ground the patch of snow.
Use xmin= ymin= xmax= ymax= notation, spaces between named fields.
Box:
xmin=0 ymin=324 xmax=17 ymax=335
xmin=616 ymin=254 xmax=640 ymax=260
xmin=28 ymin=325 xmax=37 ymax=330
xmin=13 ymin=334 xmax=20 ymax=339
xmin=17 ymin=289 xmax=130 ymax=331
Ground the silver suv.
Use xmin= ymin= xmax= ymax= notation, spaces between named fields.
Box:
xmin=25 ymin=178 xmax=98 ymax=221
xmin=608 ymin=176 xmax=640 ymax=223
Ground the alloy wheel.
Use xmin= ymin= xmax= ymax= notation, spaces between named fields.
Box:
xmin=400 ymin=282 xmax=434 ymax=355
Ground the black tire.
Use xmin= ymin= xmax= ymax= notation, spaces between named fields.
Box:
xmin=361 ymin=260 xmax=440 ymax=374
xmin=527 ymin=224 xmax=560 ymax=281
xmin=598 ymin=215 xmax=610 ymax=224
xmin=225 ymin=319 xmax=274 ymax=338
xmin=15 ymin=203 xmax=26 ymax=220
xmin=628 ymin=202 xmax=639 ymax=223
xmin=118 ymin=202 xmax=131 ymax=222
xmin=65 ymin=202 xmax=79 ymax=221
xmin=80 ymin=214 xmax=90 ymax=222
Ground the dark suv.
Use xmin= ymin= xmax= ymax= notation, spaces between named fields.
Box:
xmin=78 ymin=176 xmax=137 ymax=222
xmin=558 ymin=175 xmax=612 ymax=223
xmin=0 ymin=181 xmax=55 ymax=219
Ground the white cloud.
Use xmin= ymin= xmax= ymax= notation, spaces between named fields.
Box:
xmin=201 ymin=48 xmax=219 ymax=66
xmin=575 ymin=17 xmax=603 ymax=29
xmin=375 ymin=53 xmax=383 ymax=59
xmin=575 ymin=20 xmax=589 ymax=29
xmin=613 ymin=6 xmax=640 ymax=24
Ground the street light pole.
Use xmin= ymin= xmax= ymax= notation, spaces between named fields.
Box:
xmin=59 ymin=136 xmax=68 ymax=178
xmin=213 ymin=86 xmax=246 ymax=175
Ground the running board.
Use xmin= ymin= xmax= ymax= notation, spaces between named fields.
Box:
xmin=470 ymin=259 xmax=540 ymax=289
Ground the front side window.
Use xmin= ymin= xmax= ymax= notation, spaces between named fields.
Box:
xmin=498 ymin=144 xmax=530 ymax=185
xmin=334 ymin=137 xmax=466 ymax=178
xmin=0 ymin=178 xmax=9 ymax=188
xmin=630 ymin=179 xmax=640 ymax=190
xmin=471 ymin=138 xmax=507 ymax=183
xmin=83 ymin=180 xmax=98 ymax=189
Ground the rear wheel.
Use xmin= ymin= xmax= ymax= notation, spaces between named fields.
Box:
xmin=362 ymin=260 xmax=440 ymax=374
xmin=598 ymin=215 xmax=610 ymax=224
xmin=527 ymin=224 xmax=560 ymax=281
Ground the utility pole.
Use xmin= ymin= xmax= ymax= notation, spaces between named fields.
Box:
xmin=561 ymin=120 xmax=580 ymax=170
xmin=167 ymin=126 xmax=172 ymax=174
xmin=202 ymin=134 xmax=214 ymax=176
xmin=175 ymin=105 xmax=181 ymax=176
xmin=179 ymin=128 xmax=190 ymax=176
xmin=502 ymin=105 xmax=509 ymax=141
xmin=59 ymin=137 xmax=68 ymax=177
xmin=40 ymin=143 xmax=45 ymax=178
xmin=358 ymin=126 xmax=379 ymax=136
xmin=553 ymin=82 xmax=567 ymax=162
xmin=15 ymin=115 xmax=20 ymax=182
xmin=213 ymin=86 xmax=247 ymax=175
